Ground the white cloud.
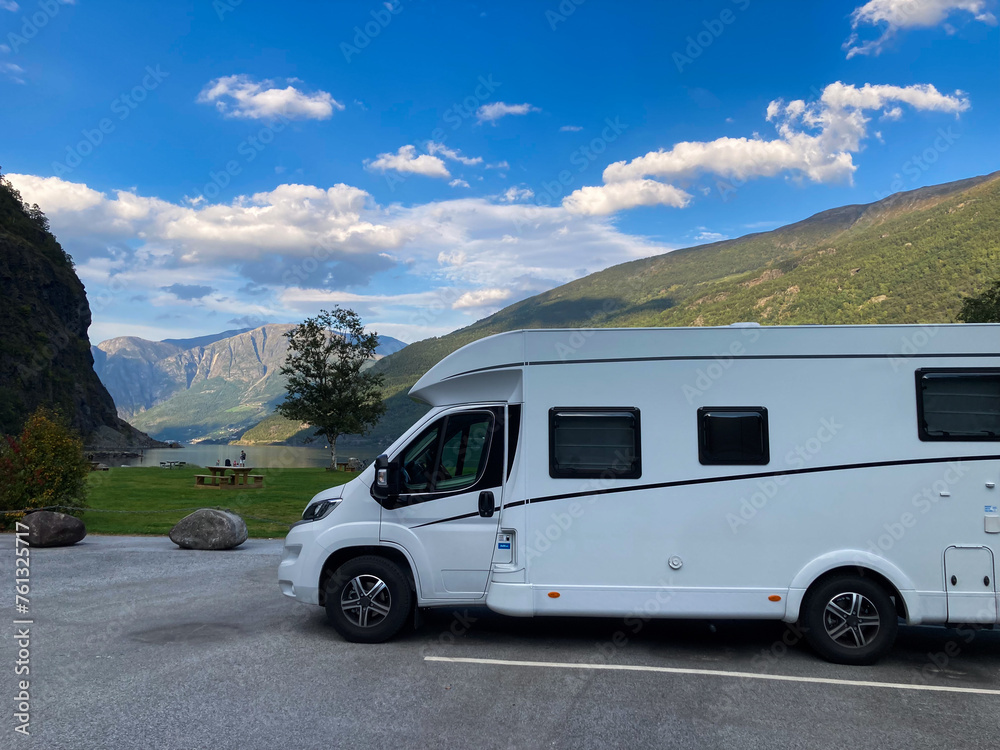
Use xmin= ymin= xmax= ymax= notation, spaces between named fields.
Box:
xmin=368 ymin=142 xmax=489 ymax=180
xmin=1 ymin=61 xmax=25 ymax=84
xmin=0 ymin=1 xmax=19 ymax=11
xmin=197 ymin=75 xmax=343 ymax=120
xmin=9 ymin=173 xmax=674 ymax=336
xmin=452 ymin=288 xmax=513 ymax=309
xmin=366 ymin=145 xmax=451 ymax=179
xmin=7 ymin=174 xmax=403 ymax=273
xmin=564 ymin=180 xmax=693 ymax=216
xmin=693 ymin=230 xmax=729 ymax=243
xmin=845 ymin=0 xmax=997 ymax=57
xmin=560 ymin=125 xmax=583 ymax=132
xmin=427 ymin=141 xmax=483 ymax=165
xmin=564 ymin=81 xmax=969 ymax=215
xmin=476 ymin=101 xmax=540 ymax=124
xmin=502 ymin=186 xmax=535 ymax=202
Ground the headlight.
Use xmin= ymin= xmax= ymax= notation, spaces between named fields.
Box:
xmin=301 ymin=498 xmax=342 ymax=522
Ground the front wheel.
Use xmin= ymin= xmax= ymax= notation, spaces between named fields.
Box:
xmin=325 ymin=556 xmax=413 ymax=643
xmin=801 ymin=576 xmax=898 ymax=665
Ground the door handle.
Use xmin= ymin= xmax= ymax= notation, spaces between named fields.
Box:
xmin=478 ymin=490 xmax=495 ymax=518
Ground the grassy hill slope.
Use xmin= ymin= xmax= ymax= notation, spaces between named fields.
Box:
xmin=360 ymin=171 xmax=1000 ymax=449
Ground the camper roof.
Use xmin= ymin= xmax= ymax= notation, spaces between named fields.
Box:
xmin=408 ymin=324 xmax=999 ymax=403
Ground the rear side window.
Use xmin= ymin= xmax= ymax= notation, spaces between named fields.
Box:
xmin=698 ymin=407 xmax=769 ymax=465
xmin=916 ymin=369 xmax=1000 ymax=441
xmin=549 ymin=408 xmax=641 ymax=479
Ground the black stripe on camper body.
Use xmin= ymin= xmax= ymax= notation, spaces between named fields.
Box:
xmin=410 ymin=509 xmax=493 ymax=529
xmin=520 ymin=453 xmax=1000 ymax=507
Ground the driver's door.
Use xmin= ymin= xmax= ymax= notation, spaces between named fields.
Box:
xmin=379 ymin=406 xmax=504 ymax=600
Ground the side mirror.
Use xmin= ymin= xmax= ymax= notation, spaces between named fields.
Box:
xmin=371 ymin=453 xmax=400 ymax=503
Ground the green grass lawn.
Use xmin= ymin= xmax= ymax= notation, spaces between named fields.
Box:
xmin=83 ymin=466 xmax=354 ymax=537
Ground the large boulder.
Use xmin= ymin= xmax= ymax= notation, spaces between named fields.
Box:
xmin=169 ymin=509 xmax=248 ymax=550
xmin=21 ymin=511 xmax=87 ymax=547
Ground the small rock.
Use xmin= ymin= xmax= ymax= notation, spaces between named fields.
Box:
xmin=169 ymin=509 xmax=248 ymax=550
xmin=22 ymin=511 xmax=87 ymax=547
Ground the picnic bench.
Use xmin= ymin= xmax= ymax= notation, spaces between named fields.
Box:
xmin=194 ymin=466 xmax=264 ymax=489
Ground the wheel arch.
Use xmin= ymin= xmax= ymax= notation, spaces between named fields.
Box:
xmin=784 ymin=550 xmax=919 ymax=624
xmin=318 ymin=544 xmax=418 ymax=606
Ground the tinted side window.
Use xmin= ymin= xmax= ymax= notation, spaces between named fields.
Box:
xmin=400 ymin=422 xmax=441 ymax=493
xmin=917 ymin=369 xmax=1000 ymax=441
xmin=698 ymin=407 xmax=769 ymax=465
xmin=549 ymin=408 xmax=641 ymax=479
xmin=437 ymin=412 xmax=493 ymax=491
xmin=400 ymin=411 xmax=497 ymax=494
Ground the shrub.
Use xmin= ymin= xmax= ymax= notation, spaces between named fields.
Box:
xmin=0 ymin=408 xmax=90 ymax=529
xmin=958 ymin=279 xmax=1000 ymax=323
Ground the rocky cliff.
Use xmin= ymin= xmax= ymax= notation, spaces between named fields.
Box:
xmin=0 ymin=174 xmax=161 ymax=447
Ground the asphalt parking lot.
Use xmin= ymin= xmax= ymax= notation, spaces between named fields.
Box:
xmin=3 ymin=534 xmax=999 ymax=750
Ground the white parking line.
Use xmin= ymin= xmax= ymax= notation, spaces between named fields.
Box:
xmin=424 ymin=656 xmax=1000 ymax=696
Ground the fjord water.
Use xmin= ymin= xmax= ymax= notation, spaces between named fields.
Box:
xmin=115 ymin=444 xmax=373 ymax=468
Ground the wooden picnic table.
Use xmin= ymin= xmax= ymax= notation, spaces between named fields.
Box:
xmin=194 ymin=466 xmax=264 ymax=489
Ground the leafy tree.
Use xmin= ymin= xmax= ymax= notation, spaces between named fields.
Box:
xmin=0 ymin=408 xmax=90 ymax=529
xmin=958 ymin=279 xmax=1000 ymax=323
xmin=276 ymin=307 xmax=386 ymax=468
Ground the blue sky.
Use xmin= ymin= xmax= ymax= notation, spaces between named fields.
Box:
xmin=2 ymin=0 xmax=998 ymax=344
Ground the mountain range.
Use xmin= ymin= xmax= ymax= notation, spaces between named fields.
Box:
xmin=92 ymin=325 xmax=406 ymax=443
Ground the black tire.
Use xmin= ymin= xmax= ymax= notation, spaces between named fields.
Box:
xmin=801 ymin=576 xmax=898 ymax=665
xmin=325 ymin=556 xmax=413 ymax=644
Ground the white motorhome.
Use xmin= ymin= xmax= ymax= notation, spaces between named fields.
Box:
xmin=279 ymin=324 xmax=1000 ymax=664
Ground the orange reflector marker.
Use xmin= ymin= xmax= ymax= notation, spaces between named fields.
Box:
xmin=768 ymin=595 xmax=782 ymax=602
xmin=548 ymin=592 xmax=560 ymax=598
